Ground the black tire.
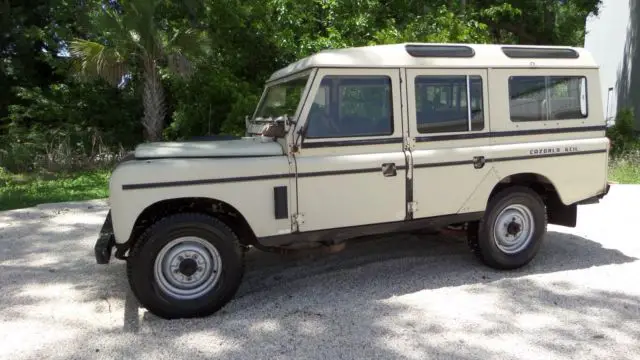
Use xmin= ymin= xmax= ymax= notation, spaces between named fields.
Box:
xmin=126 ymin=213 xmax=244 ymax=319
xmin=475 ymin=186 xmax=547 ymax=270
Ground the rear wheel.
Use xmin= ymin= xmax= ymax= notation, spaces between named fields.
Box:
xmin=127 ymin=213 xmax=244 ymax=319
xmin=474 ymin=186 xmax=547 ymax=269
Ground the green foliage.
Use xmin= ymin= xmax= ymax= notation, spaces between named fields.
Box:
xmin=68 ymin=0 xmax=209 ymax=141
xmin=0 ymin=0 xmax=609 ymax=206
xmin=0 ymin=0 xmax=95 ymax=122
xmin=0 ymin=169 xmax=110 ymax=211
xmin=1 ymin=78 xmax=141 ymax=172
xmin=164 ymin=68 xmax=259 ymax=139
xmin=472 ymin=0 xmax=601 ymax=45
xmin=372 ymin=6 xmax=492 ymax=44
xmin=606 ymin=107 xmax=640 ymax=185
xmin=221 ymin=90 xmax=262 ymax=136
xmin=609 ymin=157 xmax=640 ymax=184
xmin=1 ymin=0 xmax=605 ymax=180
xmin=609 ymin=142 xmax=640 ymax=184
xmin=607 ymin=108 xmax=640 ymax=157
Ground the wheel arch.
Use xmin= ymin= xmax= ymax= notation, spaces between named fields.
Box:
xmin=488 ymin=172 xmax=577 ymax=228
xmin=116 ymin=197 xmax=258 ymax=259
xmin=489 ymin=172 xmax=558 ymax=201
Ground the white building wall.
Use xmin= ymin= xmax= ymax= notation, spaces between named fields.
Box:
xmin=585 ymin=0 xmax=640 ymax=130
xmin=584 ymin=0 xmax=631 ymax=123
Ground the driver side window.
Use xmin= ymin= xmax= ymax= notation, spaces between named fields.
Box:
xmin=305 ymin=75 xmax=393 ymax=138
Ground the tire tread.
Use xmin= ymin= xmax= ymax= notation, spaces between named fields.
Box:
xmin=126 ymin=212 xmax=244 ymax=319
xmin=476 ymin=186 xmax=547 ymax=270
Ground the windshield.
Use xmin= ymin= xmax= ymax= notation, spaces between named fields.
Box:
xmin=254 ymin=74 xmax=310 ymax=120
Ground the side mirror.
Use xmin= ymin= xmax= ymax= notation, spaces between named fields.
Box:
xmin=261 ymin=122 xmax=286 ymax=138
xmin=274 ymin=114 xmax=297 ymax=130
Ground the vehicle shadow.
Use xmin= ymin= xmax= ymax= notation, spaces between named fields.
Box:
xmin=113 ymin=229 xmax=638 ymax=360
xmin=232 ymin=229 xmax=637 ymax=301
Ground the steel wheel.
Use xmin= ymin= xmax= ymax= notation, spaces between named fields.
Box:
xmin=153 ymin=236 xmax=222 ymax=300
xmin=492 ymin=204 xmax=535 ymax=255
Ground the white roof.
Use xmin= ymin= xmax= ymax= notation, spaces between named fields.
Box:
xmin=268 ymin=43 xmax=598 ymax=81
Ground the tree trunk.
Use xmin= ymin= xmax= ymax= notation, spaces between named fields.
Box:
xmin=141 ymin=57 xmax=166 ymax=142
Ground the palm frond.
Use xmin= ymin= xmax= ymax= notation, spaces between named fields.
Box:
xmin=93 ymin=6 xmax=127 ymax=39
xmin=124 ymin=0 xmax=163 ymax=58
xmin=69 ymin=39 xmax=129 ymax=87
xmin=163 ymin=28 xmax=210 ymax=78
xmin=167 ymin=28 xmax=209 ymax=54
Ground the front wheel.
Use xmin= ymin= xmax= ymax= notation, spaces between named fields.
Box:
xmin=127 ymin=213 xmax=244 ymax=319
xmin=475 ymin=186 xmax=547 ymax=270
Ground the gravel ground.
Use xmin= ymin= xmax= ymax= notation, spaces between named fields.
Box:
xmin=1 ymin=185 xmax=639 ymax=360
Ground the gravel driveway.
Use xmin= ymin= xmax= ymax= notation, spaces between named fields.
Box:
xmin=1 ymin=185 xmax=639 ymax=360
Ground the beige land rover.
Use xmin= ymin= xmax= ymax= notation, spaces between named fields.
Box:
xmin=94 ymin=43 xmax=611 ymax=319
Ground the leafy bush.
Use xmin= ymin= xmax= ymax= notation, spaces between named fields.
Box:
xmin=609 ymin=148 xmax=640 ymax=184
xmin=607 ymin=108 xmax=639 ymax=157
xmin=0 ymin=125 xmax=129 ymax=173
xmin=1 ymin=80 xmax=141 ymax=173
xmin=165 ymin=68 xmax=262 ymax=140
xmin=606 ymin=107 xmax=640 ymax=184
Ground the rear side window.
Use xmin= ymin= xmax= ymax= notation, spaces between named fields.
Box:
xmin=508 ymin=76 xmax=588 ymax=122
xmin=305 ymin=75 xmax=393 ymax=138
xmin=414 ymin=75 xmax=484 ymax=134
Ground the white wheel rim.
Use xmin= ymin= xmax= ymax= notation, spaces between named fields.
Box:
xmin=493 ymin=204 xmax=535 ymax=254
xmin=154 ymin=237 xmax=222 ymax=300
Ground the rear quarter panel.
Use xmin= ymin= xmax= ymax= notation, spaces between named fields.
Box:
xmin=460 ymin=136 xmax=609 ymax=213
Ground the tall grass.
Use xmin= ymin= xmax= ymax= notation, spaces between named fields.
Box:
xmin=0 ymin=127 xmax=130 ymax=174
xmin=0 ymin=128 xmax=129 ymax=210
xmin=607 ymin=108 xmax=640 ymax=184
xmin=609 ymin=149 xmax=640 ymax=184
xmin=0 ymin=168 xmax=110 ymax=211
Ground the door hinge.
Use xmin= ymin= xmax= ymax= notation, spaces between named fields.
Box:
xmin=292 ymin=213 xmax=305 ymax=230
xmin=404 ymin=137 xmax=415 ymax=151
xmin=408 ymin=201 xmax=418 ymax=213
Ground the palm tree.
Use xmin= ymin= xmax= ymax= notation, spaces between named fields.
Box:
xmin=69 ymin=0 xmax=207 ymax=141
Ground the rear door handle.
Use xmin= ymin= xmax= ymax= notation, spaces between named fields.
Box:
xmin=381 ymin=163 xmax=397 ymax=177
xmin=473 ymin=156 xmax=485 ymax=169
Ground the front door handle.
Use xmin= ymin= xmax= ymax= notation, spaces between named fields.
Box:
xmin=473 ymin=156 xmax=486 ymax=169
xmin=381 ymin=163 xmax=397 ymax=177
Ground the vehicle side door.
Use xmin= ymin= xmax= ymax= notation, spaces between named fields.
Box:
xmin=292 ymin=68 xmax=408 ymax=232
xmin=405 ymin=68 xmax=493 ymax=218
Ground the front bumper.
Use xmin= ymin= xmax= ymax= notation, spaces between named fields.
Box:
xmin=94 ymin=210 xmax=115 ymax=264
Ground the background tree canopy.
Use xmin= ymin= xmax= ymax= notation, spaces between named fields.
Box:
xmin=0 ymin=0 xmax=602 ymax=172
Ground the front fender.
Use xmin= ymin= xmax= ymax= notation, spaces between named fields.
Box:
xmin=108 ymin=156 xmax=294 ymax=244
